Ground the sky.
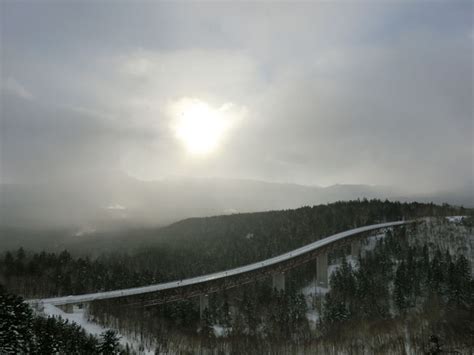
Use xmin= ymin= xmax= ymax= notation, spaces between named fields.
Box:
xmin=1 ymin=0 xmax=473 ymax=194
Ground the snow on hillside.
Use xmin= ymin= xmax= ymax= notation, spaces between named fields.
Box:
xmin=411 ymin=217 xmax=473 ymax=272
xmin=300 ymin=217 xmax=474 ymax=329
xmin=445 ymin=216 xmax=467 ymax=223
xmin=362 ymin=232 xmax=386 ymax=252
xmin=301 ymin=255 xmax=358 ymax=328
xmin=40 ymin=303 xmax=155 ymax=354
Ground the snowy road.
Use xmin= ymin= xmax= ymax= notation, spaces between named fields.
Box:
xmin=32 ymin=219 xmax=418 ymax=306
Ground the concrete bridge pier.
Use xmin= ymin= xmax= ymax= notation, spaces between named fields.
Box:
xmin=79 ymin=302 xmax=89 ymax=317
xmin=351 ymin=240 xmax=361 ymax=258
xmin=316 ymin=252 xmax=328 ymax=288
xmin=199 ymin=294 xmax=209 ymax=319
xmin=272 ymin=272 xmax=285 ymax=291
xmin=62 ymin=303 xmax=74 ymax=313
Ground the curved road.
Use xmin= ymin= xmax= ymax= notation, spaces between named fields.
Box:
xmin=34 ymin=219 xmax=418 ymax=306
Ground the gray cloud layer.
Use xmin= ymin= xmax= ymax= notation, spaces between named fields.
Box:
xmin=1 ymin=1 xmax=472 ymax=194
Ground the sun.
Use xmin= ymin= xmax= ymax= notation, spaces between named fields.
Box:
xmin=171 ymin=99 xmax=228 ymax=155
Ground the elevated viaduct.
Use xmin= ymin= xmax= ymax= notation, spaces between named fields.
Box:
xmin=31 ymin=220 xmax=420 ymax=316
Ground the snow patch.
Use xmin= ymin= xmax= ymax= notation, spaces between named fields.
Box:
xmin=446 ymin=216 xmax=466 ymax=223
xmin=363 ymin=232 xmax=386 ymax=252
xmin=301 ymin=280 xmax=329 ymax=297
xmin=212 ymin=324 xmax=230 ymax=337
xmin=42 ymin=304 xmax=110 ymax=338
xmin=306 ymin=309 xmax=320 ymax=326
xmin=40 ymin=303 xmax=154 ymax=354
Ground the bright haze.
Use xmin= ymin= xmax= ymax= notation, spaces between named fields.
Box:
xmin=1 ymin=1 xmax=473 ymax=228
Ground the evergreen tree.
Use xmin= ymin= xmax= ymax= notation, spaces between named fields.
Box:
xmin=242 ymin=291 xmax=259 ymax=335
xmin=0 ymin=285 xmax=34 ymax=353
xmin=200 ymin=308 xmax=214 ymax=339
xmin=221 ymin=299 xmax=232 ymax=328
xmin=322 ymin=292 xmax=349 ymax=326
xmin=394 ymin=262 xmax=408 ymax=312
xmin=429 ymin=249 xmax=444 ymax=294
xmin=0 ymin=286 xmax=101 ymax=354
xmin=98 ymin=329 xmax=121 ymax=354
xmin=449 ymin=255 xmax=471 ymax=308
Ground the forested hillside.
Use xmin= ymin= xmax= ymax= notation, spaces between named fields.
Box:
xmin=1 ymin=200 xmax=470 ymax=298
xmin=319 ymin=226 xmax=473 ymax=353
xmin=1 ymin=200 xmax=472 ymax=353
xmin=82 ymin=218 xmax=473 ymax=353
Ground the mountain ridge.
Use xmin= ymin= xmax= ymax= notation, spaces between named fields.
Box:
xmin=1 ymin=176 xmax=472 ymax=229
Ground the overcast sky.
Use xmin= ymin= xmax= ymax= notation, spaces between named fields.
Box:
xmin=1 ymin=1 xmax=472 ymax=193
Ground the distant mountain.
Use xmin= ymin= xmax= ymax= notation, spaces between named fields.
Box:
xmin=0 ymin=174 xmax=472 ymax=229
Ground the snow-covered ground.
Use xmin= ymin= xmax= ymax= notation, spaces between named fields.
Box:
xmin=445 ymin=216 xmax=467 ymax=223
xmin=306 ymin=309 xmax=320 ymax=329
xmin=300 ymin=257 xmax=358 ymax=329
xmin=300 ymin=217 xmax=474 ymax=329
xmin=301 ymin=280 xmax=329 ymax=298
xmin=212 ymin=324 xmax=230 ymax=337
xmin=300 ymin=233 xmax=388 ymax=328
xmin=40 ymin=303 xmax=155 ymax=354
xmin=412 ymin=217 xmax=474 ymax=274
xmin=362 ymin=232 xmax=386 ymax=253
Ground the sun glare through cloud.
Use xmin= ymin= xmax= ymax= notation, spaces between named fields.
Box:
xmin=170 ymin=98 xmax=238 ymax=156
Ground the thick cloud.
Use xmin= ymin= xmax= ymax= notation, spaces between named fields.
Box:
xmin=1 ymin=1 xmax=472 ymax=194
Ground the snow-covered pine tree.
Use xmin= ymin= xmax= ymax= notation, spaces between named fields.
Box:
xmin=98 ymin=329 xmax=121 ymax=354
